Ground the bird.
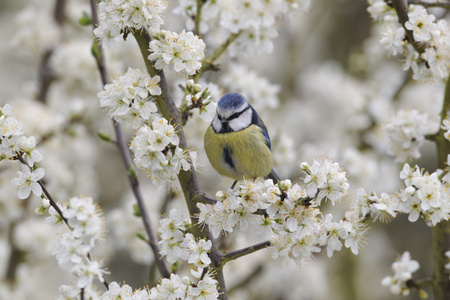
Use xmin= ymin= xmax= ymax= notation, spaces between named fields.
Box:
xmin=204 ymin=93 xmax=280 ymax=189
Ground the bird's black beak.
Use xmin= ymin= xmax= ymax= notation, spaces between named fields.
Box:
xmin=221 ymin=118 xmax=228 ymax=125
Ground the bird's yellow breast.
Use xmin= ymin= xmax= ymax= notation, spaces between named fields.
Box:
xmin=204 ymin=125 xmax=273 ymax=181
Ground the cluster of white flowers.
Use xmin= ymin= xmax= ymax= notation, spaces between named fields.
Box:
xmin=1 ymin=104 xmax=43 ymax=165
xmin=94 ymin=0 xmax=167 ymax=47
xmin=57 ymin=284 xmax=100 ymax=300
xmin=102 ymin=270 xmax=219 ymax=300
xmin=172 ymin=0 xmax=219 ymax=34
xmin=149 ymin=269 xmax=219 ymax=300
xmin=102 ymin=282 xmax=149 ymax=300
xmin=381 ymin=251 xmax=420 ymax=296
xmin=129 ymin=118 xmax=193 ymax=190
xmin=198 ymin=160 xmax=364 ymax=265
xmin=1 ymin=103 xmax=45 ymax=200
xmin=221 ymin=64 xmax=280 ymax=111
xmin=148 ymin=30 xmax=206 ymax=76
xmin=351 ymin=162 xmax=450 ymax=226
xmin=301 ymin=158 xmax=350 ymax=205
xmin=157 ymin=209 xmax=213 ymax=268
xmin=381 ymin=109 xmax=439 ymax=162
xmin=183 ymin=79 xmax=217 ymax=122
xmin=368 ymin=2 xmax=450 ymax=82
xmin=398 ymin=163 xmax=450 ymax=225
xmin=184 ymin=0 xmax=311 ymax=56
xmin=350 ymin=188 xmax=398 ymax=223
xmin=46 ymin=197 xmax=107 ymax=295
xmin=98 ymin=67 xmax=161 ymax=129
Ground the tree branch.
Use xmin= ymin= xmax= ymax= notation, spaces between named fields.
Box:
xmin=133 ymin=29 xmax=229 ymax=299
xmin=222 ymin=241 xmax=271 ymax=265
xmin=89 ymin=0 xmax=170 ymax=279
xmin=391 ymin=0 xmax=425 ymax=54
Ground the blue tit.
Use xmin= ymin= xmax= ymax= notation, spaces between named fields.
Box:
xmin=204 ymin=93 xmax=280 ymax=187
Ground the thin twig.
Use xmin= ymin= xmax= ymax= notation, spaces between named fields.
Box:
xmin=89 ymin=0 xmax=170 ymax=279
xmin=408 ymin=0 xmax=450 ymax=8
xmin=194 ymin=0 xmax=205 ymax=36
xmin=193 ymin=194 xmax=218 ymax=205
xmin=193 ymin=31 xmax=242 ymax=81
xmin=16 ymin=155 xmax=69 ymax=226
xmin=222 ymin=241 xmax=271 ymax=265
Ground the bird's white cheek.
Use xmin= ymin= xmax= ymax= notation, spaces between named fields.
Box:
xmin=229 ymin=109 xmax=252 ymax=132
xmin=211 ymin=115 xmax=222 ymax=132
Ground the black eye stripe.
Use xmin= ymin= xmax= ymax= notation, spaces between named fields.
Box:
xmin=227 ymin=106 xmax=251 ymax=120
xmin=229 ymin=112 xmax=241 ymax=120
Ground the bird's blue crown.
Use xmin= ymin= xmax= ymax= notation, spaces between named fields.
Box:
xmin=217 ymin=93 xmax=247 ymax=110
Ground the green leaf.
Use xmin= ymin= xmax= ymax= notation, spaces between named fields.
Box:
xmin=127 ymin=165 xmax=137 ymax=177
xmin=133 ymin=204 xmax=141 ymax=217
xmin=79 ymin=11 xmax=91 ymax=26
xmin=136 ymin=232 xmax=147 ymax=241
xmin=91 ymin=41 xmax=101 ymax=59
xmin=97 ymin=132 xmax=111 ymax=142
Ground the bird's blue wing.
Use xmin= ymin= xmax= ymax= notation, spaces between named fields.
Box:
xmin=251 ymin=107 xmax=271 ymax=150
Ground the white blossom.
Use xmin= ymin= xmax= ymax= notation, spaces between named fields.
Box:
xmin=149 ymin=274 xmax=186 ymax=300
xmin=11 ymin=164 xmax=45 ymax=199
xmin=98 ymin=68 xmax=161 ymax=129
xmin=149 ymin=30 xmax=205 ymax=76
xmin=301 ymin=158 xmax=349 ymax=205
xmin=130 ymin=118 xmax=193 ymax=190
xmin=379 ymin=22 xmax=405 ymax=56
xmin=94 ymin=0 xmax=168 ymax=47
xmin=405 ymin=6 xmax=436 ymax=42
xmin=382 ymin=109 xmax=439 ymax=162
xmin=382 ymin=252 xmax=420 ymax=296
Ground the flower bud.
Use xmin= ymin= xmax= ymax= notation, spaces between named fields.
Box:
xmin=193 ymin=83 xmax=202 ymax=93
xmin=215 ymin=190 xmax=226 ymax=199
xmin=42 ymin=198 xmax=50 ymax=209
xmin=186 ymin=79 xmax=195 ymax=87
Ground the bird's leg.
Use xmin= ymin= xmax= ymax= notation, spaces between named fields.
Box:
xmin=230 ymin=180 xmax=237 ymax=190
xmin=267 ymin=168 xmax=281 ymax=183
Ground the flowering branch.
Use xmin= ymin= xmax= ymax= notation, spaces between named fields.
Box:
xmin=391 ymin=0 xmax=425 ymax=53
xmin=193 ymin=31 xmax=242 ymax=81
xmin=89 ymin=0 xmax=170 ymax=279
xmin=133 ymin=28 xmax=230 ymax=299
xmin=15 ymin=155 xmax=68 ymax=226
xmin=221 ymin=241 xmax=271 ymax=265
xmin=408 ymin=1 xmax=450 ymax=8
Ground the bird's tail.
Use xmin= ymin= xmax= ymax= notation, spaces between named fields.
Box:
xmin=267 ymin=168 xmax=281 ymax=182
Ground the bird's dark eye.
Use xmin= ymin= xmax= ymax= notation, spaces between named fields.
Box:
xmin=217 ymin=114 xmax=223 ymax=120
xmin=229 ymin=112 xmax=241 ymax=120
